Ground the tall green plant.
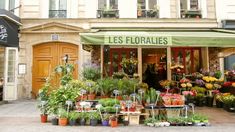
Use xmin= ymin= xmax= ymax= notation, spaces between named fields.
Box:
xmin=82 ymin=62 xmax=101 ymax=81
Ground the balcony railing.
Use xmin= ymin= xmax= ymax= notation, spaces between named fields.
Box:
xmin=181 ymin=9 xmax=202 ymax=18
xmin=49 ymin=10 xmax=67 ymax=18
xmin=137 ymin=9 xmax=159 ymax=18
xmin=97 ymin=9 xmax=119 ymax=18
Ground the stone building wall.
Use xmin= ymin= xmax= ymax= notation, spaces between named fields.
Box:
xmin=91 ymin=45 xmax=101 ymax=66
xmin=209 ymin=47 xmax=221 ymax=72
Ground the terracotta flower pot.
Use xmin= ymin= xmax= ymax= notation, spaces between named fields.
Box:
xmin=88 ymin=94 xmax=96 ymax=100
xmin=59 ymin=118 xmax=68 ymax=126
xmin=110 ymin=120 xmax=118 ymax=127
xmin=40 ymin=114 xmax=47 ymax=123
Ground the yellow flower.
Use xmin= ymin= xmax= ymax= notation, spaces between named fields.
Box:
xmin=232 ymin=83 xmax=235 ymax=87
xmin=205 ymin=83 xmax=213 ymax=89
xmin=181 ymin=83 xmax=187 ymax=88
xmin=186 ymin=83 xmax=192 ymax=88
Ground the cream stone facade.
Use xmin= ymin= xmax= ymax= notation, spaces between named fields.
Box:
xmin=14 ymin=0 xmax=224 ymax=99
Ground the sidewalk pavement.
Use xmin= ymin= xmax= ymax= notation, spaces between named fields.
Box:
xmin=0 ymin=100 xmax=235 ymax=132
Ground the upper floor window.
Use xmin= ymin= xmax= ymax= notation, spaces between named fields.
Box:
xmin=180 ymin=0 xmax=201 ymax=18
xmin=137 ymin=0 xmax=159 ymax=18
xmin=9 ymin=0 xmax=15 ymax=13
xmin=49 ymin=0 xmax=67 ymax=18
xmin=97 ymin=0 xmax=119 ymax=18
xmin=0 ymin=1 xmax=6 ymax=9
xmin=0 ymin=0 xmax=15 ymax=13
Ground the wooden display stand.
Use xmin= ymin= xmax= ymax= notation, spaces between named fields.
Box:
xmin=119 ymin=111 xmax=149 ymax=125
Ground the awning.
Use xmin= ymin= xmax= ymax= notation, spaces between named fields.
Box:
xmin=80 ymin=30 xmax=235 ymax=47
xmin=0 ymin=9 xmax=21 ymax=47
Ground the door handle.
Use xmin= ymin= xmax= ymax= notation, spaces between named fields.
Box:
xmin=40 ymin=78 xmax=46 ymax=81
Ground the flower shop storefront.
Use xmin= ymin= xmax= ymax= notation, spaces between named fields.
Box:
xmin=36 ymin=30 xmax=235 ymax=128
xmin=80 ymin=30 xmax=235 ymax=82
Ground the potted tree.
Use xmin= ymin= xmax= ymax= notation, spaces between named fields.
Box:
xmin=37 ymin=80 xmax=50 ymax=123
xmin=68 ymin=111 xmax=79 ymax=126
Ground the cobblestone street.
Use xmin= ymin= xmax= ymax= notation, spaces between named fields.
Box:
xmin=0 ymin=100 xmax=235 ymax=132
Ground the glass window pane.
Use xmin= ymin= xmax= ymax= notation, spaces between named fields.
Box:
xmin=190 ymin=0 xmax=198 ymax=10
xmin=7 ymin=49 xmax=16 ymax=83
xmin=180 ymin=0 xmax=187 ymax=10
xmin=98 ymin=0 xmax=106 ymax=9
xmin=149 ymin=0 xmax=157 ymax=10
xmin=110 ymin=0 xmax=118 ymax=9
xmin=0 ymin=0 xmax=5 ymax=9
xmin=49 ymin=0 xmax=56 ymax=10
xmin=138 ymin=0 xmax=146 ymax=9
xmin=59 ymin=0 xmax=67 ymax=10
xmin=9 ymin=0 xmax=15 ymax=12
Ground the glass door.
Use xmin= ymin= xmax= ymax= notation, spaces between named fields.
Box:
xmin=104 ymin=48 xmax=137 ymax=76
xmin=4 ymin=47 xmax=18 ymax=100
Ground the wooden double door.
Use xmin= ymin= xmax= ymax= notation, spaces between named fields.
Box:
xmin=32 ymin=43 xmax=79 ymax=97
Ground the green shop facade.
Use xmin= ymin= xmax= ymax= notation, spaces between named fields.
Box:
xmin=80 ymin=29 xmax=235 ymax=85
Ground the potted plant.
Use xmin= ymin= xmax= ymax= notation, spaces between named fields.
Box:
xmin=101 ymin=113 xmax=110 ymax=126
xmin=58 ymin=108 xmax=68 ymax=126
xmin=68 ymin=111 xmax=79 ymax=126
xmin=90 ymin=112 xmax=101 ymax=126
xmin=38 ymin=101 xmax=48 ymax=123
xmin=97 ymin=78 xmax=115 ymax=98
xmin=122 ymin=115 xmax=129 ymax=126
xmin=82 ymin=62 xmax=101 ymax=81
xmin=78 ymin=112 xmax=87 ymax=126
xmin=110 ymin=115 xmax=118 ymax=127
xmin=37 ymin=81 xmax=50 ymax=123
xmin=85 ymin=80 xmax=97 ymax=100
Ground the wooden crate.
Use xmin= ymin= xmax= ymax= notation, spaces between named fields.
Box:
xmin=166 ymin=109 xmax=181 ymax=118
xmin=129 ymin=115 xmax=140 ymax=125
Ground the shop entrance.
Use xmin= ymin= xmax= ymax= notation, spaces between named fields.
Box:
xmin=103 ymin=48 xmax=137 ymax=77
xmin=32 ymin=43 xmax=79 ymax=98
xmin=142 ymin=48 xmax=167 ymax=91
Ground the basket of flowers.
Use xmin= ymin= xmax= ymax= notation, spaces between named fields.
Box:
xmin=120 ymin=57 xmax=138 ymax=75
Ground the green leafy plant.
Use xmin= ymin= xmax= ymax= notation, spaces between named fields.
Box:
xmin=82 ymin=62 xmax=101 ymax=81
xmin=97 ymin=78 xmax=114 ymax=97
xmin=37 ymin=79 xmax=50 ymax=115
xmin=89 ymin=112 xmax=101 ymax=120
xmin=68 ymin=111 xmax=79 ymax=120
xmin=58 ymin=108 xmax=68 ymax=118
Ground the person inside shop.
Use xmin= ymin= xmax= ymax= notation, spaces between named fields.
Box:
xmin=143 ymin=63 xmax=160 ymax=90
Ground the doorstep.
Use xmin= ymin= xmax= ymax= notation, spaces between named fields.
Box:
xmin=0 ymin=100 xmax=8 ymax=105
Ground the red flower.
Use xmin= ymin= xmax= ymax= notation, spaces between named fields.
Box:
xmin=223 ymin=82 xmax=232 ymax=87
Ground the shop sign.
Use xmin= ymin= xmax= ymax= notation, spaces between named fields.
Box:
xmin=104 ymin=35 xmax=172 ymax=45
xmin=0 ymin=25 xmax=8 ymax=43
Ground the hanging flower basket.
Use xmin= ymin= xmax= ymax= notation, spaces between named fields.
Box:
xmin=120 ymin=58 xmax=138 ymax=76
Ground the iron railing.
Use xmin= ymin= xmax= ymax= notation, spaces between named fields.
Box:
xmin=49 ymin=10 xmax=67 ymax=18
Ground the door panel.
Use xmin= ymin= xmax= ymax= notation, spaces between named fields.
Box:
xmin=32 ymin=43 xmax=78 ymax=97
xmin=108 ymin=48 xmax=137 ymax=76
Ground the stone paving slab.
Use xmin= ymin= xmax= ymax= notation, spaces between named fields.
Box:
xmin=1 ymin=100 xmax=235 ymax=132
